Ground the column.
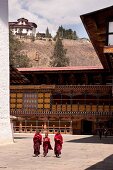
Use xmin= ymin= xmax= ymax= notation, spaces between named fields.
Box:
xmin=36 ymin=118 xmax=38 ymax=130
xmin=70 ymin=120 xmax=72 ymax=134
xmin=25 ymin=119 xmax=27 ymax=132
xmin=59 ymin=119 xmax=60 ymax=130
xmin=0 ymin=0 xmax=13 ymax=144
xmin=47 ymin=119 xmax=49 ymax=132
xmin=84 ymin=92 xmax=87 ymax=111
xmin=19 ymin=120 xmax=22 ymax=133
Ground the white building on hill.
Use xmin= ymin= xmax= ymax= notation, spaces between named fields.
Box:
xmin=9 ymin=18 xmax=37 ymax=37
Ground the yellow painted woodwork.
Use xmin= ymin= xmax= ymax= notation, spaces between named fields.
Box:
xmin=110 ymin=106 xmax=113 ymax=111
xmin=104 ymin=46 xmax=113 ymax=53
xmin=11 ymin=104 xmax=16 ymax=108
xmin=92 ymin=105 xmax=97 ymax=112
xmin=44 ymin=104 xmax=50 ymax=109
xmin=79 ymin=105 xmax=85 ymax=112
xmin=44 ymin=93 xmax=51 ymax=97
xmin=17 ymin=93 xmax=23 ymax=98
xmin=10 ymin=98 xmax=16 ymax=103
xmin=10 ymin=93 xmax=16 ymax=98
xmin=52 ymin=105 xmax=56 ymax=111
xmin=104 ymin=105 xmax=109 ymax=111
xmin=57 ymin=105 xmax=61 ymax=111
xmin=38 ymin=104 xmax=43 ymax=108
xmin=72 ymin=105 xmax=78 ymax=111
xmin=98 ymin=105 xmax=103 ymax=112
xmin=67 ymin=105 xmax=71 ymax=111
xmin=17 ymin=104 xmax=22 ymax=108
xmin=44 ymin=98 xmax=50 ymax=103
xmin=38 ymin=99 xmax=43 ymax=103
xmin=62 ymin=105 xmax=66 ymax=111
xmin=17 ymin=99 xmax=23 ymax=103
xmin=86 ymin=105 xmax=91 ymax=111
xmin=38 ymin=93 xmax=43 ymax=98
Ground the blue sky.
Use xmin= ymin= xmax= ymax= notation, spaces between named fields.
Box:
xmin=9 ymin=0 xmax=113 ymax=38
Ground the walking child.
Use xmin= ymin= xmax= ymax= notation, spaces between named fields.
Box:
xmin=43 ymin=133 xmax=53 ymax=157
xmin=33 ymin=130 xmax=42 ymax=157
xmin=54 ymin=130 xmax=63 ymax=158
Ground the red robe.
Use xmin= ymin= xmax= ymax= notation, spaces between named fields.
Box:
xmin=43 ymin=137 xmax=53 ymax=156
xmin=33 ymin=133 xmax=42 ymax=156
xmin=54 ymin=133 xmax=63 ymax=155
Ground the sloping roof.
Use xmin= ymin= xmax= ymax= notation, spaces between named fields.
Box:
xmin=80 ymin=5 xmax=113 ymax=70
xmin=9 ymin=18 xmax=37 ymax=29
xmin=10 ymin=65 xmax=29 ymax=84
xmin=18 ymin=66 xmax=103 ymax=73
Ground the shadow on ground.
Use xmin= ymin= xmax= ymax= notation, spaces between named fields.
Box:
xmin=85 ymin=154 xmax=113 ymax=170
xmin=66 ymin=136 xmax=113 ymax=144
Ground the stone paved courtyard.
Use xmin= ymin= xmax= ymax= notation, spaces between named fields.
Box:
xmin=0 ymin=133 xmax=113 ymax=170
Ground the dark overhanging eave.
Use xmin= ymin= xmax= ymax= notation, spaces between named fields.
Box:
xmin=80 ymin=6 xmax=113 ymax=70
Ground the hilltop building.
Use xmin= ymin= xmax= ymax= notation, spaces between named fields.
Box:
xmin=9 ymin=18 xmax=37 ymax=37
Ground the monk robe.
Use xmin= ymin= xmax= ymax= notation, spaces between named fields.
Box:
xmin=43 ymin=136 xmax=53 ymax=157
xmin=33 ymin=133 xmax=42 ymax=156
xmin=54 ymin=133 xmax=63 ymax=157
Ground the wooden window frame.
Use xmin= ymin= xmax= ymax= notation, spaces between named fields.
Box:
xmin=107 ymin=20 xmax=113 ymax=45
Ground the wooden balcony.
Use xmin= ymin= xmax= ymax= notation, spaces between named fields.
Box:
xmin=11 ymin=104 xmax=113 ymax=117
xmin=13 ymin=125 xmax=72 ymax=134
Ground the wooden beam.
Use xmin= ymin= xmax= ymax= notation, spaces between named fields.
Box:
xmin=104 ymin=46 xmax=113 ymax=53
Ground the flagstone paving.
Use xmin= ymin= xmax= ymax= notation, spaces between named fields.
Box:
xmin=0 ymin=133 xmax=113 ymax=170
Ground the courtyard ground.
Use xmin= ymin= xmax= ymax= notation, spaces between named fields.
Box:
xmin=0 ymin=133 xmax=113 ymax=170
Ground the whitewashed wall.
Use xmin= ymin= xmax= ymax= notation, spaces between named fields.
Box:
xmin=11 ymin=28 xmax=34 ymax=36
xmin=0 ymin=0 xmax=13 ymax=144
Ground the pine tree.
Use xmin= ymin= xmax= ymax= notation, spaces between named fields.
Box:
xmin=73 ymin=31 xmax=78 ymax=40
xmin=50 ymin=37 xmax=69 ymax=67
xmin=45 ymin=27 xmax=51 ymax=38
xmin=57 ymin=26 xmax=64 ymax=38
xmin=56 ymin=26 xmax=78 ymax=40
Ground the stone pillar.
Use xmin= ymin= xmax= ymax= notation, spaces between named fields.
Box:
xmin=0 ymin=0 xmax=13 ymax=144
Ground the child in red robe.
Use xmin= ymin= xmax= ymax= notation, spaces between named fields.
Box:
xmin=54 ymin=130 xmax=63 ymax=158
xmin=33 ymin=130 xmax=42 ymax=157
xmin=43 ymin=133 xmax=53 ymax=157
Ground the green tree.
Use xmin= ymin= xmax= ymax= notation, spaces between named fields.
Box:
xmin=13 ymin=54 xmax=31 ymax=68
xmin=72 ymin=31 xmax=78 ymax=40
xmin=9 ymin=31 xmax=31 ymax=67
xmin=45 ymin=27 xmax=51 ymax=38
xmin=57 ymin=25 xmax=64 ymax=38
xmin=56 ymin=26 xmax=78 ymax=40
xmin=50 ymin=37 xmax=69 ymax=67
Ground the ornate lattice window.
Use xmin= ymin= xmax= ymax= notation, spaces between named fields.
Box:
xmin=23 ymin=93 xmax=37 ymax=109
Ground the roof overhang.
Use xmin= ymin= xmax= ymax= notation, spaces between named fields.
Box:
xmin=18 ymin=66 xmax=104 ymax=74
xmin=80 ymin=5 xmax=113 ymax=71
xmin=10 ymin=65 xmax=29 ymax=85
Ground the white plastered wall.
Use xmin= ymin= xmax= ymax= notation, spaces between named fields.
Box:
xmin=0 ymin=0 xmax=13 ymax=144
